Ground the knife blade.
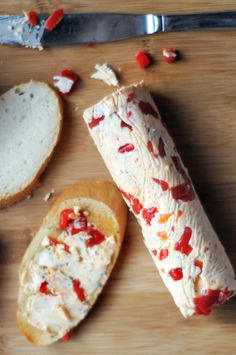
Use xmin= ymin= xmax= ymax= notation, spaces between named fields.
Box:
xmin=1 ymin=12 xmax=236 ymax=48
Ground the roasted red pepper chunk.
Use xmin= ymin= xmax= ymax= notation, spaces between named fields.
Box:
xmin=169 ymin=268 xmax=183 ymax=281
xmin=139 ymin=101 xmax=158 ymax=118
xmin=135 ymin=51 xmax=151 ymax=68
xmin=73 ymin=280 xmax=86 ymax=302
xmin=27 ymin=11 xmax=38 ymax=26
xmin=175 ymin=227 xmax=193 ymax=256
xmin=120 ymin=189 xmax=143 ymax=215
xmin=89 ymin=115 xmax=105 ymax=129
xmin=193 ymin=289 xmax=233 ymax=315
xmin=127 ymin=92 xmax=135 ymax=103
xmin=62 ymin=332 xmax=71 ymax=341
xmin=152 ymin=178 xmax=169 ymax=191
xmin=86 ymin=228 xmax=105 ymax=247
xmin=39 ymin=281 xmax=49 ymax=294
xmin=159 ymin=249 xmax=169 ymax=260
xmin=44 ymin=9 xmax=64 ymax=31
xmin=158 ymin=137 xmax=166 ymax=158
xmin=142 ymin=207 xmax=158 ymax=225
xmin=118 ymin=143 xmax=135 ymax=154
xmin=171 ymin=183 xmax=195 ymax=202
xmin=147 ymin=140 xmax=158 ymax=158
xmin=194 ymin=259 xmax=203 ymax=273
xmin=121 ymin=120 xmax=132 ymax=130
xmin=49 ymin=237 xmax=70 ymax=253
xmin=59 ymin=209 xmax=74 ymax=230
xmin=163 ymin=48 xmax=178 ymax=63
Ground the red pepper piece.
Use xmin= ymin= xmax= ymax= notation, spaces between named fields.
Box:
xmin=44 ymin=9 xmax=64 ymax=31
xmin=142 ymin=207 xmax=158 ymax=225
xmin=139 ymin=101 xmax=158 ymax=118
xmin=158 ymin=137 xmax=166 ymax=158
xmin=127 ymin=92 xmax=135 ymax=103
xmin=62 ymin=332 xmax=71 ymax=341
xmin=69 ymin=216 xmax=87 ymax=235
xmin=73 ymin=280 xmax=86 ymax=302
xmin=27 ymin=11 xmax=38 ymax=26
xmin=39 ymin=281 xmax=49 ymax=294
xmin=193 ymin=289 xmax=233 ymax=315
xmin=118 ymin=143 xmax=135 ymax=154
xmin=59 ymin=209 xmax=74 ymax=230
xmin=163 ymin=48 xmax=178 ymax=63
xmin=120 ymin=189 xmax=130 ymax=201
xmin=194 ymin=260 xmax=203 ymax=273
xmin=121 ymin=120 xmax=132 ymax=130
xmin=175 ymin=227 xmax=193 ymax=256
xmin=169 ymin=268 xmax=183 ymax=281
xmin=147 ymin=140 xmax=158 ymax=158
xmin=89 ymin=115 xmax=105 ymax=129
xmin=60 ymin=69 xmax=78 ymax=82
xmin=152 ymin=178 xmax=169 ymax=191
xmin=135 ymin=51 xmax=151 ymax=68
xmin=171 ymin=183 xmax=195 ymax=202
xmin=49 ymin=237 xmax=70 ymax=253
xmin=86 ymin=228 xmax=105 ymax=247
xmin=152 ymin=250 xmax=158 ymax=256
xmin=127 ymin=111 xmax=132 ymax=118
xmin=159 ymin=249 xmax=169 ymax=260
xmin=130 ymin=195 xmax=143 ymax=214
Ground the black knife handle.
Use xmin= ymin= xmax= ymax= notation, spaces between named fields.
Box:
xmin=162 ymin=11 xmax=236 ymax=32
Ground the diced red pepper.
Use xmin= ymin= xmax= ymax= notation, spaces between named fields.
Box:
xmin=73 ymin=280 xmax=86 ymax=302
xmin=127 ymin=111 xmax=132 ymax=118
xmin=27 ymin=11 xmax=38 ymax=26
xmin=62 ymin=332 xmax=71 ymax=341
xmin=147 ymin=140 xmax=158 ymax=158
xmin=127 ymin=92 xmax=135 ymax=103
xmin=142 ymin=207 xmax=158 ymax=225
xmin=175 ymin=227 xmax=193 ymax=256
xmin=60 ymin=69 xmax=78 ymax=82
xmin=152 ymin=250 xmax=158 ymax=256
xmin=152 ymin=178 xmax=169 ymax=191
xmin=169 ymin=268 xmax=183 ymax=281
xmin=193 ymin=289 xmax=233 ymax=315
xmin=135 ymin=51 xmax=151 ymax=68
xmin=139 ymin=101 xmax=158 ymax=118
xmin=69 ymin=216 xmax=88 ymax=235
xmin=171 ymin=183 xmax=195 ymax=202
xmin=59 ymin=209 xmax=74 ymax=230
xmin=86 ymin=228 xmax=105 ymax=247
xmin=163 ymin=48 xmax=178 ymax=63
xmin=44 ymin=9 xmax=64 ymax=31
xmin=118 ymin=143 xmax=135 ymax=153
xmin=49 ymin=237 xmax=70 ymax=253
xmin=39 ymin=281 xmax=49 ymax=294
xmin=159 ymin=249 xmax=169 ymax=260
xmin=130 ymin=195 xmax=143 ymax=214
xmin=121 ymin=120 xmax=132 ymax=130
xmin=194 ymin=259 xmax=203 ymax=274
xmin=158 ymin=137 xmax=166 ymax=158
xmin=89 ymin=115 xmax=105 ymax=129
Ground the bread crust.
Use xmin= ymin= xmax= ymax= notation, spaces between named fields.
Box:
xmin=0 ymin=81 xmax=63 ymax=208
xmin=17 ymin=181 xmax=127 ymax=345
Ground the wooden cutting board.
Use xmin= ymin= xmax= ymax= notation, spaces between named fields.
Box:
xmin=1 ymin=1 xmax=236 ymax=354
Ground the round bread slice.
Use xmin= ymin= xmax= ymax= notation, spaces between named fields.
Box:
xmin=17 ymin=181 xmax=127 ymax=346
xmin=0 ymin=81 xmax=63 ymax=208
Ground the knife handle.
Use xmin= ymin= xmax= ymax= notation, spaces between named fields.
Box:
xmin=162 ymin=11 xmax=236 ymax=32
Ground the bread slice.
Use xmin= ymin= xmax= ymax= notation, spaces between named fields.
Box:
xmin=17 ymin=181 xmax=127 ymax=346
xmin=0 ymin=81 xmax=63 ymax=208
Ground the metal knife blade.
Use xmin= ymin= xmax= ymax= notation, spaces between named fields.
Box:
xmin=1 ymin=12 xmax=236 ymax=48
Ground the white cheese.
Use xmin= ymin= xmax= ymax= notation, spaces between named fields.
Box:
xmin=91 ymin=63 xmax=119 ymax=87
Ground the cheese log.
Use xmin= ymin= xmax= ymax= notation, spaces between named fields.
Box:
xmin=83 ymin=83 xmax=236 ymax=317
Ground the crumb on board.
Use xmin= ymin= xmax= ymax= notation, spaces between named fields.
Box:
xmin=44 ymin=188 xmax=55 ymax=202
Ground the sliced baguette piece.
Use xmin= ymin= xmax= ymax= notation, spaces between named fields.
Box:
xmin=0 ymin=81 xmax=63 ymax=208
xmin=17 ymin=180 xmax=127 ymax=346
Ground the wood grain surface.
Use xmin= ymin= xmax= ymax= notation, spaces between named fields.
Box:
xmin=1 ymin=1 xmax=236 ymax=354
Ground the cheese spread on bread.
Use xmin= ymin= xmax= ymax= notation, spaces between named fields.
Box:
xmin=20 ymin=207 xmax=116 ymax=336
xmin=83 ymin=83 xmax=236 ymax=317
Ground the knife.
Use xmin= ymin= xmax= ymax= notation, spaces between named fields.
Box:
xmin=1 ymin=11 xmax=236 ymax=48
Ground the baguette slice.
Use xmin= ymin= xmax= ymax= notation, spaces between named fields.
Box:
xmin=0 ymin=81 xmax=63 ymax=208
xmin=17 ymin=181 xmax=127 ymax=346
